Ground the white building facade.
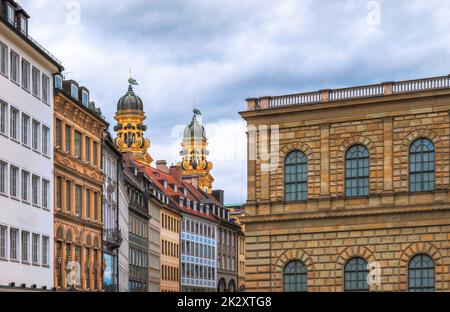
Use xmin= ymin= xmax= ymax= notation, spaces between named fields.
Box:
xmin=0 ymin=1 xmax=62 ymax=289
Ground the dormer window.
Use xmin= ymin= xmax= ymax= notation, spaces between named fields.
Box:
xmin=6 ymin=3 xmax=14 ymax=25
xmin=19 ymin=15 xmax=28 ymax=35
xmin=54 ymin=75 xmax=63 ymax=89
xmin=179 ymin=197 xmax=183 ymax=207
xmin=81 ymin=90 xmax=89 ymax=106
xmin=71 ymin=84 xmax=78 ymax=99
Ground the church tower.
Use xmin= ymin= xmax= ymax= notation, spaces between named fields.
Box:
xmin=113 ymin=79 xmax=153 ymax=165
xmin=180 ymin=110 xmax=214 ymax=193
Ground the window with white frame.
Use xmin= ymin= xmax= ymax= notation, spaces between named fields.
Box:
xmin=10 ymin=51 xmax=19 ymax=83
xmin=42 ymin=126 xmax=49 ymax=156
xmin=10 ymin=228 xmax=18 ymax=261
xmin=32 ymin=175 xmax=40 ymax=206
xmin=32 ymin=120 xmax=40 ymax=151
xmin=9 ymin=107 xmax=19 ymax=140
xmin=9 ymin=165 xmax=18 ymax=198
xmin=0 ymin=100 xmax=7 ymax=135
xmin=32 ymin=233 xmax=40 ymax=264
xmin=54 ymin=75 xmax=62 ymax=90
xmin=81 ymin=90 xmax=89 ymax=106
xmin=71 ymin=84 xmax=78 ymax=99
xmin=42 ymin=75 xmax=50 ymax=103
xmin=42 ymin=236 xmax=49 ymax=266
xmin=6 ymin=3 xmax=15 ymax=24
xmin=0 ymin=160 xmax=7 ymax=195
xmin=21 ymin=59 xmax=30 ymax=91
xmin=0 ymin=41 xmax=7 ymax=76
xmin=42 ymin=179 xmax=49 ymax=210
xmin=0 ymin=225 xmax=6 ymax=259
xmin=21 ymin=231 xmax=30 ymax=262
xmin=32 ymin=66 xmax=40 ymax=97
xmin=21 ymin=170 xmax=30 ymax=202
xmin=21 ymin=113 xmax=30 ymax=146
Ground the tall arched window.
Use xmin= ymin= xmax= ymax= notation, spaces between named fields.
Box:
xmin=408 ymin=254 xmax=435 ymax=292
xmin=409 ymin=138 xmax=435 ymax=192
xmin=345 ymin=145 xmax=369 ymax=197
xmin=344 ymin=257 xmax=369 ymax=292
xmin=283 ymin=261 xmax=307 ymax=292
xmin=284 ymin=151 xmax=308 ymax=202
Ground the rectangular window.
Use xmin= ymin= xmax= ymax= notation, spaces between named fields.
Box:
xmin=10 ymin=51 xmax=19 ymax=83
xmin=32 ymin=175 xmax=40 ymax=206
xmin=21 ymin=114 xmax=30 ymax=146
xmin=0 ymin=161 xmax=6 ymax=195
xmin=10 ymin=107 xmax=19 ymax=140
xmin=71 ymin=84 xmax=78 ymax=99
xmin=54 ymin=75 xmax=63 ymax=89
xmin=19 ymin=16 xmax=28 ymax=35
xmin=42 ymin=75 xmax=50 ymax=103
xmin=6 ymin=3 xmax=14 ymax=24
xmin=42 ymin=179 xmax=49 ymax=210
xmin=56 ymin=176 xmax=62 ymax=209
xmin=21 ymin=59 xmax=30 ymax=91
xmin=82 ymin=90 xmax=89 ymax=106
xmin=42 ymin=126 xmax=49 ymax=156
xmin=55 ymin=119 xmax=62 ymax=148
xmin=32 ymin=66 xmax=40 ymax=97
xmin=21 ymin=231 xmax=29 ymax=262
xmin=65 ymin=125 xmax=72 ymax=153
xmin=86 ymin=189 xmax=91 ymax=218
xmin=32 ymin=233 xmax=39 ymax=264
xmin=94 ymin=192 xmax=98 ymax=221
xmin=10 ymin=166 xmax=18 ymax=198
xmin=10 ymin=228 xmax=18 ymax=260
xmin=21 ymin=170 xmax=29 ymax=202
xmin=93 ymin=141 xmax=98 ymax=166
xmin=32 ymin=120 xmax=40 ymax=151
xmin=0 ymin=225 xmax=6 ymax=259
xmin=42 ymin=236 xmax=49 ymax=266
xmin=0 ymin=41 xmax=7 ymax=76
xmin=66 ymin=180 xmax=72 ymax=212
xmin=0 ymin=100 xmax=7 ymax=135
xmin=75 ymin=185 xmax=82 ymax=216
xmin=74 ymin=131 xmax=82 ymax=159
xmin=85 ymin=137 xmax=91 ymax=162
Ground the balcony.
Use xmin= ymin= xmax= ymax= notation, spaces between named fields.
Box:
xmin=103 ymin=228 xmax=123 ymax=251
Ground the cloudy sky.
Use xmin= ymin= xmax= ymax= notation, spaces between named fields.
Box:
xmin=21 ymin=0 xmax=450 ymax=204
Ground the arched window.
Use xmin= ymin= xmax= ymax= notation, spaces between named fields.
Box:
xmin=409 ymin=139 xmax=435 ymax=192
xmin=344 ymin=257 xmax=369 ymax=292
xmin=228 ymin=279 xmax=236 ymax=292
xmin=283 ymin=261 xmax=307 ymax=292
xmin=345 ymin=145 xmax=369 ymax=197
xmin=284 ymin=151 xmax=308 ymax=202
xmin=218 ymin=278 xmax=227 ymax=292
xmin=408 ymin=254 xmax=435 ymax=292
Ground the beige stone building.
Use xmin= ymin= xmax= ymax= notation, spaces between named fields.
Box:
xmin=240 ymin=75 xmax=450 ymax=292
xmin=53 ymin=78 xmax=107 ymax=291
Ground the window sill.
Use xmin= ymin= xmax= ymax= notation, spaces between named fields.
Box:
xmin=22 ymin=144 xmax=31 ymax=150
xmin=0 ymin=71 xmax=8 ymax=79
xmin=10 ymin=79 xmax=20 ymax=87
xmin=0 ymin=132 xmax=8 ymax=139
xmin=10 ymin=196 xmax=20 ymax=202
xmin=32 ymin=263 xmax=41 ymax=267
xmin=0 ymin=192 xmax=8 ymax=199
xmin=33 ymin=149 xmax=42 ymax=156
xmin=10 ymin=137 xmax=20 ymax=144
xmin=22 ymin=201 xmax=31 ymax=206
xmin=21 ymin=261 xmax=30 ymax=265
xmin=22 ymin=87 xmax=31 ymax=94
xmin=10 ymin=259 xmax=19 ymax=263
xmin=0 ymin=257 xmax=8 ymax=262
xmin=32 ymin=94 xmax=41 ymax=101
xmin=32 ymin=204 xmax=41 ymax=209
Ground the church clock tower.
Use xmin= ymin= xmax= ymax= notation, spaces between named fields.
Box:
xmin=180 ymin=109 xmax=214 ymax=193
xmin=113 ymin=79 xmax=153 ymax=165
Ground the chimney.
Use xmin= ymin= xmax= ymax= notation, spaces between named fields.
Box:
xmin=169 ymin=165 xmax=183 ymax=184
xmin=212 ymin=190 xmax=224 ymax=205
xmin=156 ymin=160 xmax=170 ymax=174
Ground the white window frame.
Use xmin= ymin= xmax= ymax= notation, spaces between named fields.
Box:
xmin=42 ymin=125 xmax=50 ymax=156
xmin=0 ymin=160 xmax=8 ymax=195
xmin=32 ymin=66 xmax=41 ymax=98
xmin=9 ymin=106 xmax=19 ymax=141
xmin=6 ymin=3 xmax=14 ymax=25
xmin=0 ymin=225 xmax=7 ymax=260
xmin=0 ymin=100 xmax=8 ymax=136
xmin=42 ymin=179 xmax=50 ymax=210
xmin=21 ymin=113 xmax=30 ymax=146
xmin=9 ymin=165 xmax=19 ymax=199
xmin=10 ymin=50 xmax=19 ymax=84
xmin=10 ymin=228 xmax=19 ymax=261
xmin=54 ymin=75 xmax=62 ymax=90
xmin=32 ymin=119 xmax=40 ymax=152
xmin=71 ymin=84 xmax=78 ymax=99
xmin=32 ymin=233 xmax=40 ymax=265
xmin=42 ymin=74 xmax=50 ymax=104
xmin=21 ymin=231 xmax=30 ymax=263
xmin=32 ymin=174 xmax=40 ymax=206
xmin=0 ymin=41 xmax=8 ymax=77
xmin=21 ymin=170 xmax=30 ymax=203
xmin=42 ymin=236 xmax=49 ymax=266
xmin=21 ymin=59 xmax=30 ymax=91
xmin=81 ymin=90 xmax=89 ymax=106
